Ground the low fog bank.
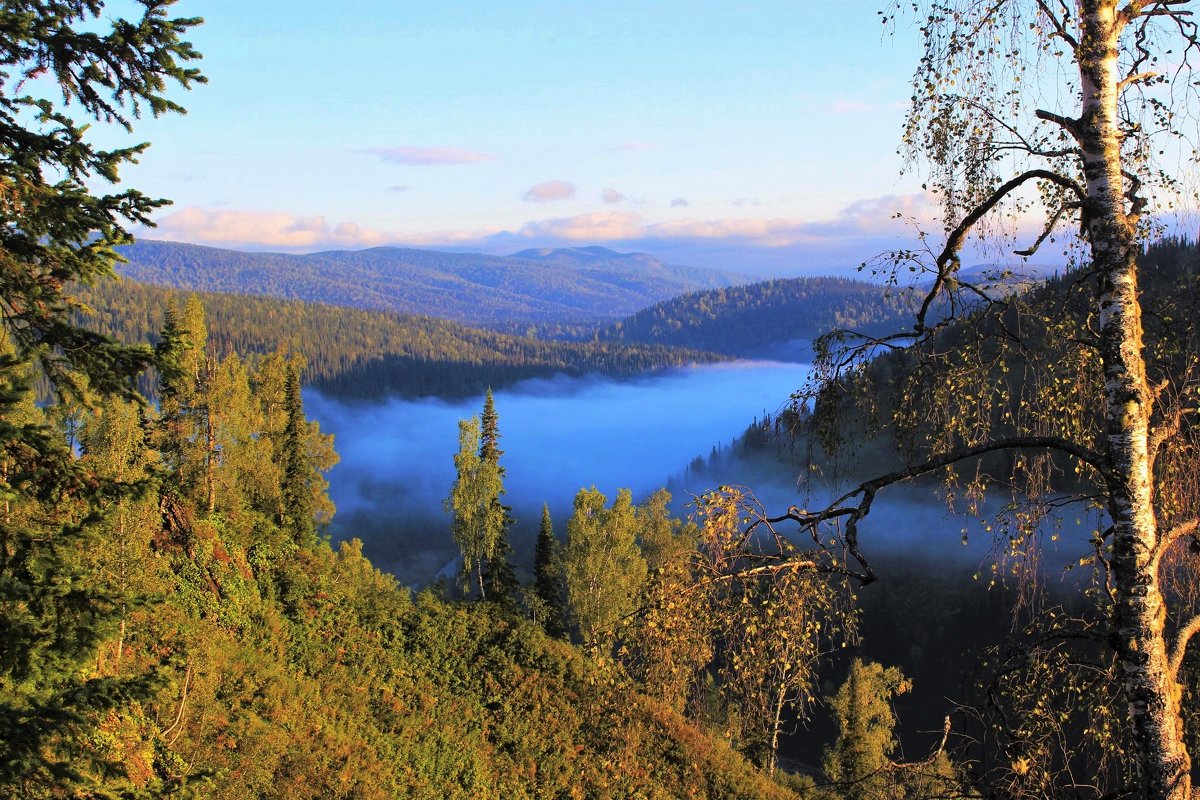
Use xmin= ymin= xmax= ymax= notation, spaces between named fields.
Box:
xmin=306 ymin=361 xmax=1104 ymax=586
xmin=678 ymin=442 xmax=1109 ymax=581
xmin=304 ymin=362 xmax=810 ymax=584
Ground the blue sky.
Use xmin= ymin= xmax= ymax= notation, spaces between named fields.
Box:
xmin=106 ymin=1 xmax=943 ymax=274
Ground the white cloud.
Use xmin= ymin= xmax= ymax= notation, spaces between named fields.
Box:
xmin=601 ymin=188 xmax=625 ymax=204
xmin=829 ymin=99 xmax=874 ymax=114
xmin=359 ymin=146 xmax=495 ymax=166
xmin=522 ymin=180 xmax=576 ymax=202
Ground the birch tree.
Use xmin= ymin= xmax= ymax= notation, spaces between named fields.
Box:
xmin=753 ymin=3 xmax=1200 ymax=797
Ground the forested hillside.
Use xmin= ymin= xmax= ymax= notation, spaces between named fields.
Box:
xmin=596 ymin=277 xmax=922 ymax=358
xmin=74 ymin=278 xmax=724 ymax=399
xmin=1 ymin=296 xmax=798 ymax=799
xmin=115 ymin=240 xmax=748 ymax=327
xmin=694 ymin=238 xmax=1200 ymax=791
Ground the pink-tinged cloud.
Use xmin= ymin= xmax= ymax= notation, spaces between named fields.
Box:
xmin=515 ymin=212 xmax=645 ymax=241
xmin=144 ymin=193 xmax=966 ymax=273
xmin=522 ymin=180 xmax=576 ymax=202
xmin=601 ymin=188 xmax=625 ymax=204
xmin=361 ymin=146 xmax=495 ymax=165
xmin=503 ymin=194 xmax=939 ymax=247
xmin=150 ymin=207 xmax=396 ymax=250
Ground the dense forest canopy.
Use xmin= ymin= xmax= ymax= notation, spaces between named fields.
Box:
xmin=73 ymin=278 xmax=725 ymax=400
xmin=114 ymin=239 xmax=750 ymax=327
xmin=594 ymin=276 xmax=927 ymax=358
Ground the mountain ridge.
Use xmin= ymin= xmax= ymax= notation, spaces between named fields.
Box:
xmin=115 ymin=239 xmax=752 ymax=327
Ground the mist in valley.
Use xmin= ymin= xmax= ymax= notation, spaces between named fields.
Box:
xmin=307 ymin=361 xmax=1104 ymax=587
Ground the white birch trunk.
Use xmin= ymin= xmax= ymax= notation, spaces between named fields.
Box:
xmin=1079 ymin=3 xmax=1190 ymax=797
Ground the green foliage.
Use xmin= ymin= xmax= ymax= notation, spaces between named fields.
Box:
xmin=0 ymin=4 xmax=201 ymax=794
xmin=74 ymin=277 xmax=725 ymax=401
xmin=818 ymin=660 xmax=962 ymax=800
xmin=531 ymin=503 xmax=565 ymax=636
xmin=446 ymin=416 xmax=508 ymax=600
xmin=0 ymin=1 xmax=201 ymax=399
xmin=823 ymin=660 xmax=910 ymax=798
xmin=562 ymin=487 xmax=648 ymax=647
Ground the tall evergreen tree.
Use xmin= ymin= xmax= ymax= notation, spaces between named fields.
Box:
xmin=477 ymin=389 xmax=516 ymax=603
xmin=532 ymin=503 xmax=565 ymax=634
xmin=480 ymin=388 xmax=503 ymax=465
xmin=281 ymin=362 xmax=317 ymax=547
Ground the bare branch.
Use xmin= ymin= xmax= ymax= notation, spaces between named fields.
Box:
xmin=917 ymin=170 xmax=1085 ymax=331
xmin=1036 ymin=0 xmax=1080 ymax=49
xmin=1015 ymin=201 xmax=1082 ymax=257
xmin=1147 ymin=404 xmax=1182 ymax=472
xmin=1118 ymin=71 xmax=1159 ymax=92
xmin=766 ymin=436 xmax=1110 ymax=584
xmin=1169 ymin=613 xmax=1200 ymax=680
xmin=1161 ymin=518 xmax=1199 ymax=548
xmin=1035 ymin=108 xmax=1082 ymax=137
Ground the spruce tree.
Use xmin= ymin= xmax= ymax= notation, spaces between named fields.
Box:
xmin=0 ymin=5 xmax=202 ymax=794
xmin=478 ymin=390 xmax=516 ymax=604
xmin=281 ymin=362 xmax=317 ymax=547
xmin=480 ymin=388 xmax=503 ymax=465
xmin=532 ymin=503 xmax=565 ymax=634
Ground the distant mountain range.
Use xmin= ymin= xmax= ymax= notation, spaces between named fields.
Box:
xmin=115 ymin=240 xmax=752 ymax=326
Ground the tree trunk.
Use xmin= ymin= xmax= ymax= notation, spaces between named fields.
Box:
xmin=767 ymin=675 xmax=787 ymax=776
xmin=204 ymin=402 xmax=216 ymax=515
xmin=1080 ymin=3 xmax=1190 ymax=797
